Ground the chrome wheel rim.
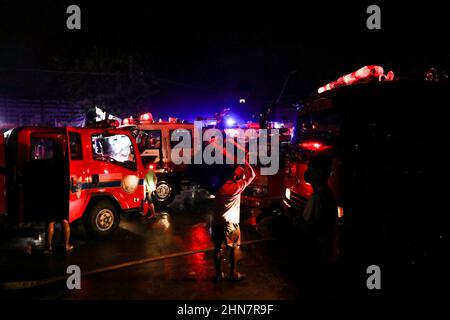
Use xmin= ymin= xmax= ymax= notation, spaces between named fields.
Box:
xmin=96 ymin=209 xmax=114 ymax=231
xmin=156 ymin=183 xmax=172 ymax=200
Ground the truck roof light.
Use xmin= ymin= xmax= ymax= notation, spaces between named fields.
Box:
xmin=318 ymin=65 xmax=385 ymax=94
xmin=139 ymin=113 xmax=153 ymax=123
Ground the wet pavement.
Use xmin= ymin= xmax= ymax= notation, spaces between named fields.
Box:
xmin=1 ymin=187 xmax=447 ymax=303
xmin=0 ymin=188 xmax=303 ymax=300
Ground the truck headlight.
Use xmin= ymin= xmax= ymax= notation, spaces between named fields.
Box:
xmin=337 ymin=206 xmax=344 ymax=218
xmin=285 ymin=188 xmax=291 ymax=200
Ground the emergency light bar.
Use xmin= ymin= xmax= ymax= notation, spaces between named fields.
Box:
xmin=123 ymin=112 xmax=186 ymax=125
xmin=122 ymin=116 xmax=136 ymax=125
xmin=139 ymin=113 xmax=154 ymax=123
xmin=318 ymin=65 xmax=385 ymax=94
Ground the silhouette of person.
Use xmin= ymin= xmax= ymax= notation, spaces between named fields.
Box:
xmin=301 ymin=154 xmax=338 ymax=298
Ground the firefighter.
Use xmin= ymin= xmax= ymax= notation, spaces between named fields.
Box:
xmin=300 ymin=154 xmax=338 ymax=298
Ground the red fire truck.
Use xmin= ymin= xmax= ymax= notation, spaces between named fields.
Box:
xmin=121 ymin=112 xmax=290 ymax=209
xmin=284 ymin=65 xmax=393 ymax=218
xmin=3 ymin=123 xmax=148 ymax=237
xmin=121 ymin=113 xmax=195 ymax=206
xmin=283 ymin=65 xmax=450 ymax=262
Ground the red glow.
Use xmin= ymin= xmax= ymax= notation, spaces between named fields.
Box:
xmin=318 ymin=65 xmax=385 ymax=94
xmin=386 ymin=71 xmax=395 ymax=81
xmin=299 ymin=141 xmax=330 ymax=152
xmin=148 ymin=164 xmax=155 ymax=170
xmin=337 ymin=206 xmax=344 ymax=218
xmin=185 ymin=224 xmax=210 ymax=280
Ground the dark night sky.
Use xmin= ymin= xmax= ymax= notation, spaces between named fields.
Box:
xmin=1 ymin=1 xmax=449 ymax=121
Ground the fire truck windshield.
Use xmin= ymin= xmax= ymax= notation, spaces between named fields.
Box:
xmin=92 ymin=133 xmax=136 ymax=170
xmin=292 ymin=107 xmax=342 ymax=147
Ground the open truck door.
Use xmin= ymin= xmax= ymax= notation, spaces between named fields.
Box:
xmin=26 ymin=130 xmax=68 ymax=223
xmin=66 ymin=127 xmax=87 ymax=223
xmin=4 ymin=128 xmax=68 ymax=224
xmin=0 ymin=133 xmax=6 ymax=217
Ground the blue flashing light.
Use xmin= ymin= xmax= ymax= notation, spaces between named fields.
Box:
xmin=226 ymin=118 xmax=235 ymax=127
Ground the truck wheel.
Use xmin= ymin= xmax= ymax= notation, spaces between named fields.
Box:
xmin=154 ymin=179 xmax=176 ymax=206
xmin=84 ymin=200 xmax=120 ymax=238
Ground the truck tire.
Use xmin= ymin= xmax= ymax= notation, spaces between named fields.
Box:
xmin=153 ymin=179 xmax=177 ymax=206
xmin=83 ymin=200 xmax=120 ymax=238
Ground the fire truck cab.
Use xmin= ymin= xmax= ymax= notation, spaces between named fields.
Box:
xmin=4 ymin=125 xmax=147 ymax=237
xmin=284 ymin=65 xmax=450 ymax=262
xmin=121 ymin=114 xmax=195 ymax=206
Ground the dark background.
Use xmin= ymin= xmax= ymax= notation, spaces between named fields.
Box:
xmin=0 ymin=1 xmax=448 ymax=122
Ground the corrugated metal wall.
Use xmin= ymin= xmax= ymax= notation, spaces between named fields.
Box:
xmin=0 ymin=98 xmax=85 ymax=128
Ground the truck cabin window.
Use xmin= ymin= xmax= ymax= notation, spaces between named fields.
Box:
xmin=91 ymin=134 xmax=136 ymax=170
xmin=136 ymin=130 xmax=162 ymax=166
xmin=136 ymin=130 xmax=162 ymax=151
xmin=30 ymin=138 xmax=55 ymax=160
xmin=69 ymin=132 xmax=83 ymax=160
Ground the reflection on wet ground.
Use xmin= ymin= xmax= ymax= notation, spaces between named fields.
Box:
xmin=3 ymin=187 xmax=446 ymax=301
xmin=0 ymin=188 xmax=299 ymax=299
